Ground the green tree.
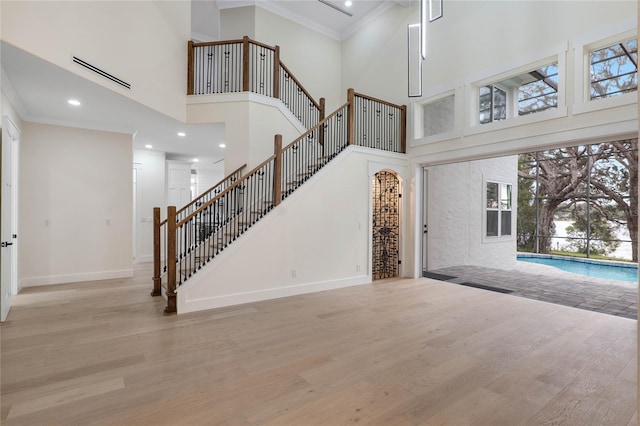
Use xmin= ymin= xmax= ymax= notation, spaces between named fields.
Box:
xmin=564 ymin=203 xmax=621 ymax=256
xmin=516 ymin=155 xmax=538 ymax=252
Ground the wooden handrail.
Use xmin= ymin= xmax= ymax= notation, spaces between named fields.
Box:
xmin=176 ymin=164 xmax=246 ymax=216
xmin=279 ymin=61 xmax=321 ymax=110
xmin=353 ymin=91 xmax=405 ymax=110
xmin=157 ymin=164 xmax=246 ymax=228
xmin=249 ymin=39 xmax=276 ymax=51
xmin=192 ymin=39 xmax=244 ymax=47
xmin=282 ymin=101 xmax=350 ymax=152
xmin=178 ymin=155 xmax=277 ymax=227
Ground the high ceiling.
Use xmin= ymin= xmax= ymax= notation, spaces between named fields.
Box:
xmin=218 ymin=0 xmax=401 ymax=40
xmin=1 ymin=0 xmax=404 ymax=167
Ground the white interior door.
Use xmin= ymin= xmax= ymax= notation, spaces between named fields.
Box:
xmin=166 ymin=161 xmax=192 ymax=208
xmin=1 ymin=117 xmax=19 ymax=322
xmin=422 ymin=168 xmax=429 ymax=275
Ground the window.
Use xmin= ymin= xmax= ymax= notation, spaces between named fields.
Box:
xmin=422 ymin=94 xmax=455 ymax=137
xmin=590 ymin=38 xmax=638 ymax=100
xmin=486 ymin=182 xmax=512 ymax=238
xmin=478 ymin=61 xmax=558 ymax=125
xmin=479 ymin=85 xmax=506 ymax=124
xmin=518 ymin=64 xmax=558 ymax=115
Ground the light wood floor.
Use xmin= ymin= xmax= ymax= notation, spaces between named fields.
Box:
xmin=1 ymin=264 xmax=637 ymax=425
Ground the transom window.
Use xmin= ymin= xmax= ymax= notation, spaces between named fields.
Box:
xmin=518 ymin=64 xmax=558 ymax=115
xmin=486 ymin=181 xmax=512 ymax=238
xmin=479 ymin=86 xmax=506 ymax=124
xmin=590 ymin=38 xmax=638 ymax=100
xmin=478 ymin=62 xmax=558 ymax=125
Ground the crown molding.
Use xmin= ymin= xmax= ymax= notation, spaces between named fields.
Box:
xmin=217 ymin=0 xmax=399 ymax=41
xmin=1 ymin=66 xmax=29 ymax=121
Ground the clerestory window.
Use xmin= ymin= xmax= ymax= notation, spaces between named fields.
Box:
xmin=590 ymin=38 xmax=638 ymax=100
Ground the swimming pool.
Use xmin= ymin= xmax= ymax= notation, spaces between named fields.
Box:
xmin=517 ymin=254 xmax=638 ymax=283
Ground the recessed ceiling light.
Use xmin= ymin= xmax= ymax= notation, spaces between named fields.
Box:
xmin=145 ymin=144 xmax=153 ymax=149
xmin=219 ymin=143 xmax=226 ymax=148
xmin=192 ymin=158 xmax=199 ymax=162
xmin=177 ymin=132 xmax=186 ymax=137
xmin=67 ymin=99 xmax=81 ymax=106
xmin=345 ymin=0 xmax=352 ymax=7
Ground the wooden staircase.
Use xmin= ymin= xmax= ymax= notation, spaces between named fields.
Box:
xmin=153 ymin=36 xmax=407 ymax=314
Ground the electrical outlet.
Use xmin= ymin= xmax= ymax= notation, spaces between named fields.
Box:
xmin=106 ymin=219 xmax=111 ymax=226
xmin=291 ymin=269 xmax=296 ymax=278
xmin=356 ymin=264 xmax=361 ymax=272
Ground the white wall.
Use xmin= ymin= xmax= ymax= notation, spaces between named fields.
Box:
xmin=1 ymin=1 xmax=190 ymax=122
xmin=133 ymin=149 xmax=165 ymax=263
xmin=254 ymin=7 xmax=342 ymax=111
xmin=426 ymin=156 xmax=518 ymax=271
xmin=178 ymin=146 xmax=408 ymax=314
xmin=219 ymin=6 xmax=256 ymax=40
xmin=192 ymin=0 xmax=220 ymax=42
xmin=219 ymin=6 xmax=342 ymax=111
xmin=194 ymin=162 xmax=225 ymax=196
xmin=341 ymin=3 xmax=416 ymax=106
xmin=19 ymin=122 xmax=133 ymax=286
xmin=187 ymin=93 xmax=305 ymax=175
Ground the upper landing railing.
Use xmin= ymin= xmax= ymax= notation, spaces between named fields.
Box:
xmin=187 ymin=37 xmax=325 ymax=130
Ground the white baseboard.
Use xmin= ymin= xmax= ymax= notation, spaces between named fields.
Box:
xmin=178 ymin=275 xmax=371 ymax=314
xmin=134 ymin=255 xmax=153 ymax=263
xmin=20 ymin=269 xmax=134 ymax=287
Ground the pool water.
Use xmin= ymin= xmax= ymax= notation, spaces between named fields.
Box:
xmin=517 ymin=255 xmax=638 ymax=283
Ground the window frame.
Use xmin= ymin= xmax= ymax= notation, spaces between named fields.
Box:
xmin=572 ymin=26 xmax=637 ymax=115
xmin=483 ymin=180 xmax=514 ymax=242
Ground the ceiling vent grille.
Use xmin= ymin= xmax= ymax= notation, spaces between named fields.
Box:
xmin=72 ymin=56 xmax=131 ymax=90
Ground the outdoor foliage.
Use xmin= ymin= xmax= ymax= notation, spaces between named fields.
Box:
xmin=518 ymin=139 xmax=638 ymax=261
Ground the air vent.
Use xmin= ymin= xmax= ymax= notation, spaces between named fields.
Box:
xmin=72 ymin=56 xmax=131 ymax=90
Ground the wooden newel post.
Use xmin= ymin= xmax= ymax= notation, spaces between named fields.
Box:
xmin=273 ymin=135 xmax=283 ymax=207
xmin=242 ymin=36 xmax=250 ymax=92
xmin=400 ymin=105 xmax=407 ymax=154
xmin=273 ymin=45 xmax=280 ymax=99
xmin=318 ymin=97 xmax=326 ymax=148
xmin=151 ymin=207 xmax=162 ymax=297
xmin=347 ymin=88 xmax=355 ymax=146
xmin=187 ymin=40 xmax=194 ymax=96
xmin=165 ymin=206 xmax=177 ymax=314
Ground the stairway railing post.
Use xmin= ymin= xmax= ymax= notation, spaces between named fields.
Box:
xmin=187 ymin=40 xmax=194 ymax=95
xmin=347 ymin=88 xmax=355 ymax=146
xmin=165 ymin=206 xmax=177 ymax=314
xmin=151 ymin=207 xmax=162 ymax=296
xmin=400 ymin=105 xmax=407 ymax=153
xmin=273 ymin=134 xmax=283 ymax=207
xmin=273 ymin=45 xmax=280 ymax=100
xmin=242 ymin=36 xmax=250 ymax=92
xmin=319 ymin=97 xmax=326 ymax=148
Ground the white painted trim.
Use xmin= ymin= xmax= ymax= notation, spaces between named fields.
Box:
xmin=1 ymin=69 xmax=28 ymax=121
xmin=187 ymin=92 xmax=308 ymax=134
xmin=134 ymin=255 xmax=153 ymax=263
xmin=20 ymin=269 xmax=134 ymax=287
xmin=340 ymin=1 xmax=397 ymax=40
xmin=179 ymin=275 xmax=371 ymax=314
